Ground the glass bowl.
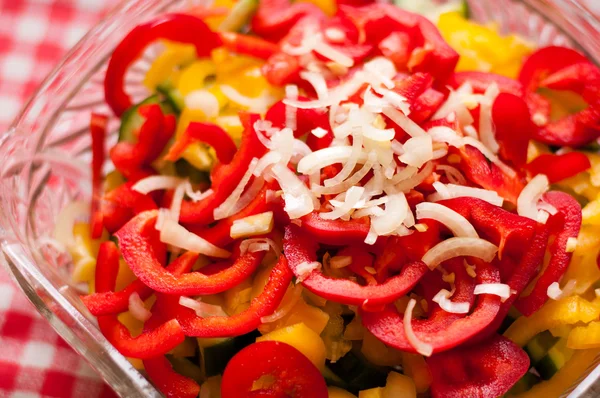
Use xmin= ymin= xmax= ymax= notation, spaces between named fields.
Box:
xmin=1 ymin=0 xmax=600 ymax=396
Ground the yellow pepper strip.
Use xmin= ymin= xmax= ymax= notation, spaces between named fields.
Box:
xmin=568 ymin=321 xmax=600 ymax=349
xmin=297 ymin=0 xmax=336 ymax=16
xmin=562 ymin=244 xmax=600 ymax=295
xmin=358 ymin=388 xmax=384 ymax=398
xmin=259 ymin=298 xmax=330 ymax=335
xmin=224 ymin=277 xmax=253 ymax=315
xmin=143 ymin=42 xmax=197 ymax=90
xmin=177 ymin=59 xmax=217 ymax=96
xmin=321 ymin=302 xmax=352 ymax=362
xmin=504 ymin=296 xmax=600 ymax=347
xmin=361 ymin=331 xmax=403 ymax=367
xmin=513 ymin=348 xmax=600 ymax=398
xmin=384 ymin=372 xmax=417 ymax=398
xmin=328 ymin=386 xmax=357 ymax=398
xmin=401 ymin=353 xmax=432 ymax=394
xmin=70 ymin=222 xmax=107 ymax=284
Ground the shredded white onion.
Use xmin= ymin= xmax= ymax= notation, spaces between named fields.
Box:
xmin=436 ymin=165 xmax=466 ymax=185
xmin=179 ymin=296 xmax=228 ymax=318
xmin=297 ymin=146 xmax=369 ymax=175
xmin=311 ymin=127 xmax=328 ymax=138
xmin=399 ymin=135 xmax=433 ymax=168
xmin=320 ymin=186 xmax=365 ymax=220
xmin=547 ymin=280 xmax=577 ymax=300
xmin=220 ymin=85 xmax=277 ymax=114
xmin=313 ymin=39 xmax=354 ymax=67
xmin=428 ymin=183 xmax=503 ymax=206
xmin=271 ymin=163 xmax=315 ymax=219
xmin=185 ymin=90 xmax=220 ymax=118
xmin=517 ymin=174 xmax=549 ymax=221
xmin=416 ymin=202 xmax=478 ymax=238
xmin=132 ymin=176 xmax=184 ymax=194
xmin=128 ymin=292 xmax=152 ymax=322
xmin=230 ymin=211 xmax=274 ymax=239
xmin=300 ymin=71 xmax=329 ymax=100
xmin=285 ymin=84 xmax=298 ymax=131
xmin=239 ymin=238 xmax=280 ymax=255
xmin=478 ymin=83 xmax=500 ymax=154
xmin=474 ymin=283 xmax=512 ymax=300
xmin=158 ymin=217 xmax=230 ymax=258
xmin=538 ymin=201 xmax=558 ymax=216
xmin=169 ymin=180 xmax=186 ymax=222
xmin=383 ymin=106 xmax=427 ymax=137
xmin=370 ymin=192 xmax=409 ymax=236
xmin=394 ymin=161 xmax=434 ymax=193
xmin=432 ymin=289 xmax=470 ymax=314
xmin=185 ymin=183 xmax=213 ymax=202
xmin=296 ymin=261 xmax=321 ymax=283
xmin=422 ymin=237 xmax=498 ymax=270
xmin=404 ymin=298 xmax=433 ymax=357
xmin=214 ymin=158 xmax=258 ymax=220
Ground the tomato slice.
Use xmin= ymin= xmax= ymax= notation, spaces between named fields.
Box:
xmin=221 ymin=341 xmax=328 ymax=398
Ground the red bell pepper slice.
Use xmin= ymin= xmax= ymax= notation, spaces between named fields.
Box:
xmin=515 ymin=191 xmax=582 ymax=315
xmin=379 ymin=31 xmax=412 ymax=70
xmin=104 ymin=13 xmax=221 ymax=116
xmin=115 ymin=210 xmax=264 ymax=295
xmin=284 ymin=224 xmax=428 ymax=308
xmin=518 ymin=46 xmax=590 ymax=93
xmin=526 ymin=152 xmax=591 ymax=183
xmin=100 ymin=182 xmax=158 ymax=234
xmin=338 ymin=246 xmax=377 ymax=286
xmin=93 ymin=241 xmax=185 ymax=359
xmin=110 ymin=104 xmax=176 ymax=181
xmin=532 ymin=100 xmax=600 ymax=147
xmin=300 ymin=212 xmax=371 ymax=245
xmin=221 ymin=341 xmax=328 ymax=398
xmin=219 ymin=32 xmax=280 ymax=60
xmin=411 ymin=88 xmax=445 ymax=123
xmin=143 ymin=356 xmax=200 ymax=398
xmin=452 ymin=145 xmax=525 ymax=205
xmin=540 ymin=62 xmax=600 ymax=101
xmin=81 ymin=247 xmax=196 ymax=316
xmin=447 ymin=71 xmax=524 ymax=96
xmin=427 ymin=334 xmax=529 ymax=398
xmin=492 ymin=93 xmax=534 ymax=168
xmin=262 ymin=52 xmax=302 ymax=87
xmin=361 ymin=260 xmax=501 ymax=354
xmin=251 ymin=0 xmax=324 ymax=42
xmin=164 ymin=121 xmax=237 ymax=164
xmin=175 ymin=253 xmax=293 ymax=337
xmin=178 ymin=112 xmax=268 ymax=225
xmin=90 ymin=113 xmax=108 ymax=239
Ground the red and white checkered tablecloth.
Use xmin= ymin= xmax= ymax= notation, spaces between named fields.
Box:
xmin=0 ymin=1 xmax=119 ymax=397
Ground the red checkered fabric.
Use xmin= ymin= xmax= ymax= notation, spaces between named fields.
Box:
xmin=0 ymin=1 xmax=119 ymax=397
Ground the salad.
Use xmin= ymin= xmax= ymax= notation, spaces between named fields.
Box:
xmin=57 ymin=0 xmax=600 ymax=396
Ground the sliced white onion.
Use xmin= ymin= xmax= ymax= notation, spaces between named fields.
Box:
xmin=214 ymin=158 xmax=258 ymax=220
xmin=432 ymin=83 xmax=474 ymax=124
xmin=416 ymin=202 xmax=478 ymax=238
xmin=132 ymin=176 xmax=183 ymax=194
xmin=474 ymin=283 xmax=512 ymax=300
xmin=394 ymin=161 xmax=434 ymax=193
xmin=185 ymin=90 xmax=219 ymax=118
xmin=463 ymin=125 xmax=478 ymax=139
xmin=330 ymin=255 xmax=353 ymax=269
xmin=230 ymin=211 xmax=274 ymax=239
xmin=432 ymin=289 xmax=470 ymax=314
xmin=388 ymin=165 xmax=418 ymax=185
xmin=353 ymin=206 xmax=385 ymax=218
xmin=185 ymin=183 xmax=213 ymax=202
xmin=566 ymin=237 xmax=578 ymax=253
xmin=313 ymin=39 xmax=354 ymax=67
xmin=53 ymin=200 xmax=89 ymax=249
xmin=320 ymin=186 xmax=365 ymax=220
xmin=297 ymin=146 xmax=369 ymax=175
xmin=296 ymin=261 xmax=322 ymax=283
xmin=169 ymin=180 xmax=187 ymax=222
xmin=220 ymin=85 xmax=277 ymax=114
xmin=324 ymin=134 xmax=364 ymax=187
xmin=128 ymin=292 xmax=152 ymax=322
xmin=261 ymin=284 xmax=304 ymax=323
xmin=428 ymin=183 xmax=504 ymax=207
xmin=363 ymin=57 xmax=396 ymax=89
xmin=230 ymin=177 xmax=266 ymax=216
xmin=373 ymin=87 xmax=411 ymax=116
xmin=428 ymin=126 xmax=462 ymax=147
xmin=370 ymin=192 xmax=409 ymax=236
xmin=363 ymin=86 xmax=391 ymax=113
xmin=404 ymin=298 xmax=433 ymax=357
xmin=300 ymin=71 xmax=329 ymax=100
xmin=285 ymin=84 xmax=299 ymax=131
xmin=271 ymin=163 xmax=315 ymax=219
xmin=311 ymin=127 xmax=328 ymax=138
xmin=517 ymin=174 xmax=549 ymax=220
xmin=547 ymin=279 xmax=577 ymax=300
xmin=158 ymin=217 xmax=231 ymax=258
xmin=422 ymin=237 xmax=498 ymax=270
xmin=240 ymin=238 xmax=280 ymax=255
xmin=383 ymin=106 xmax=426 ymax=137
xmin=391 ymin=139 xmax=405 ymax=156
xmin=537 ymin=201 xmax=558 ymax=216
xmin=399 ymin=135 xmax=433 ymax=168
xmin=179 ymin=296 xmax=228 ymax=318
xmin=478 ymin=83 xmax=500 ymax=154
xmin=436 ymin=165 xmax=466 ymax=185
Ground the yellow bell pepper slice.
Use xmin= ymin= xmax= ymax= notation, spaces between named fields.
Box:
xmin=504 ymin=296 xmax=600 ymax=347
xmin=328 ymin=386 xmax=357 ymax=398
xmin=513 ymin=348 xmax=600 ymax=398
xmin=384 ymin=372 xmax=417 ymax=398
xmin=361 ymin=331 xmax=403 ymax=367
xmin=201 ymin=375 xmax=223 ymax=398
xmin=70 ymin=222 xmax=107 ymax=284
xmin=562 ymin=244 xmax=600 ymax=294
xmin=257 ymin=322 xmax=327 ymax=370
xmin=259 ymin=297 xmax=330 ymax=335
xmin=321 ymin=302 xmax=352 ymax=362
xmin=144 ymin=42 xmax=197 ymax=90
xmin=358 ymin=388 xmax=385 ymax=398
xmin=583 ymin=198 xmax=600 ymax=226
xmin=177 ymin=59 xmax=217 ymax=97
xmin=175 ymin=108 xmax=215 ymax=170
xmin=568 ymin=321 xmax=600 ymax=349
xmin=223 ymin=277 xmax=253 ymax=315
xmin=298 ymin=0 xmax=336 ymax=16
xmin=401 ymin=353 xmax=432 ymax=394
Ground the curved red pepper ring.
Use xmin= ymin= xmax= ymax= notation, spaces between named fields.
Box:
xmin=447 ymin=71 xmax=523 ymax=96
xmin=100 ymin=182 xmax=158 ymax=234
xmin=82 ymin=248 xmax=196 ymax=316
xmin=221 ymin=341 xmax=328 ymax=398
xmin=540 ymin=62 xmax=600 ymax=101
xmin=492 ymin=93 xmax=533 ymax=168
xmin=90 ymin=113 xmax=108 ymax=239
xmin=164 ymin=121 xmax=237 ymax=164
xmin=518 ymin=46 xmax=590 ymax=92
xmin=533 ymin=99 xmax=600 ymax=147
xmin=526 ymin=152 xmax=591 ymax=183
xmin=360 ymin=260 xmax=501 ymax=354
xmin=284 ymin=224 xmax=428 ymax=309
xmin=300 ymin=212 xmax=371 ymax=245
xmin=219 ymin=32 xmax=279 ymax=60
xmin=339 ymin=246 xmax=378 ymax=286
xmin=438 ymin=197 xmax=536 ymax=259
xmin=94 ymin=241 xmax=185 ymax=359
xmin=451 ymin=145 xmax=525 ymax=205
xmin=262 ymin=52 xmax=302 ymax=87
xmin=427 ymin=334 xmax=529 ymax=398
xmin=176 ymin=253 xmax=293 ymax=337
xmin=515 ymin=191 xmax=582 ymax=316
xmin=110 ymin=104 xmax=176 ymax=180
xmin=251 ymin=0 xmax=324 ymax=41
xmin=104 ymin=13 xmax=221 ymax=116
xmin=143 ymin=356 xmax=200 ymax=398
xmin=115 ymin=210 xmax=265 ymax=296
xmin=178 ymin=113 xmax=268 ymax=225
xmin=265 ymin=98 xmax=332 ymax=140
